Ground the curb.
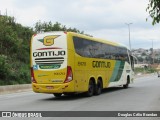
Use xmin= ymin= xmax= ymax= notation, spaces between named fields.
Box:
xmin=0 ymin=84 xmax=32 ymax=95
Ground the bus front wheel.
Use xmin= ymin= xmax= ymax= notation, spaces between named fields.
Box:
xmin=123 ymin=77 xmax=130 ymax=89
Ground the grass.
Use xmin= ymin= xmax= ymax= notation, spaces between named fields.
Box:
xmin=134 ymin=67 xmax=157 ymax=75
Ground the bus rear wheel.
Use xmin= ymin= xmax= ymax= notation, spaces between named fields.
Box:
xmin=95 ymin=80 xmax=102 ymax=95
xmin=53 ymin=93 xmax=62 ymax=97
xmin=85 ymin=80 xmax=94 ymax=97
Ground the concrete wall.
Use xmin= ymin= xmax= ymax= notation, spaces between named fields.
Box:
xmin=0 ymin=84 xmax=31 ymax=94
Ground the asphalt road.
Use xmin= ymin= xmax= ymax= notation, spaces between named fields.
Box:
xmin=0 ymin=74 xmax=160 ymax=120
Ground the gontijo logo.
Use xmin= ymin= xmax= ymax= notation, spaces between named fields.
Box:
xmin=38 ymin=35 xmax=60 ymax=46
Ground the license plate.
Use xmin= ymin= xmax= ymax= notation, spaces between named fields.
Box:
xmin=46 ymin=86 xmax=54 ymax=89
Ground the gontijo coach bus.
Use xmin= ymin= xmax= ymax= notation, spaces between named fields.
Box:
xmin=30 ymin=31 xmax=134 ymax=97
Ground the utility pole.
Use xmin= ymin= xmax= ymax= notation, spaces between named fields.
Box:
xmin=151 ymin=39 xmax=154 ymax=64
xmin=125 ymin=23 xmax=132 ymax=51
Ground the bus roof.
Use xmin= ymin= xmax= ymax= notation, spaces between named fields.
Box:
xmin=34 ymin=31 xmax=129 ymax=50
xmin=67 ymin=32 xmax=129 ymax=50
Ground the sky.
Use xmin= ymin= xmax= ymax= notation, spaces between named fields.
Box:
xmin=0 ymin=0 xmax=160 ymax=49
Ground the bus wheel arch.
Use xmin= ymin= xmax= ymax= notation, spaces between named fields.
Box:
xmin=123 ymin=75 xmax=130 ymax=89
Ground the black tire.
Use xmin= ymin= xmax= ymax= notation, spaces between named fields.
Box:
xmin=53 ymin=93 xmax=62 ymax=97
xmin=123 ymin=83 xmax=129 ymax=88
xmin=95 ymin=80 xmax=102 ymax=95
xmin=64 ymin=93 xmax=74 ymax=96
xmin=85 ymin=80 xmax=94 ymax=97
xmin=123 ymin=77 xmax=130 ymax=89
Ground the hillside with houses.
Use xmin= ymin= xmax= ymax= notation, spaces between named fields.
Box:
xmin=132 ymin=48 xmax=160 ymax=64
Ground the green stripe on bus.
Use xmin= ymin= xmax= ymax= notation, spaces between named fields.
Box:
xmin=109 ymin=61 xmax=121 ymax=82
xmin=114 ymin=61 xmax=125 ymax=82
xmin=109 ymin=61 xmax=125 ymax=82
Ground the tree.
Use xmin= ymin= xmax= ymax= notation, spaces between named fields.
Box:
xmin=0 ymin=15 xmax=34 ymax=85
xmin=146 ymin=0 xmax=160 ymax=25
xmin=142 ymin=52 xmax=147 ymax=56
xmin=34 ymin=21 xmax=85 ymax=34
